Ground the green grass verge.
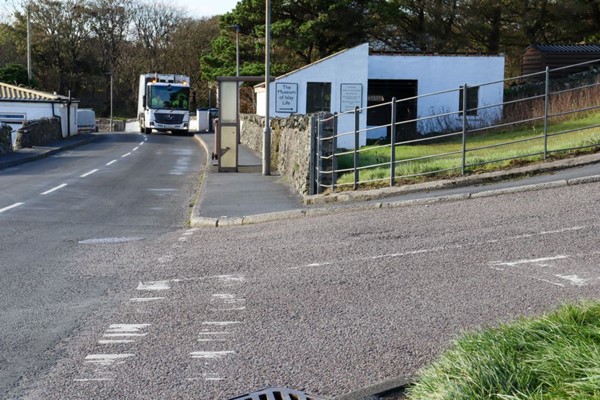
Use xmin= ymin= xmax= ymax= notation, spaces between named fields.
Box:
xmin=336 ymin=112 xmax=600 ymax=187
xmin=407 ymin=302 xmax=600 ymax=400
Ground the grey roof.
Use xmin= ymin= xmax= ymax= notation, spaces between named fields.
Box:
xmin=532 ymin=44 xmax=600 ymax=53
xmin=0 ymin=81 xmax=70 ymax=101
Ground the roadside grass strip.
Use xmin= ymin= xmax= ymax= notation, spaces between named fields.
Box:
xmin=407 ymin=302 xmax=600 ymax=400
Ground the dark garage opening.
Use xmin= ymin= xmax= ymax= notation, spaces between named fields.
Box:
xmin=367 ymin=79 xmax=418 ymax=143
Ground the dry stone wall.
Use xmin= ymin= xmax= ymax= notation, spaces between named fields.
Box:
xmin=14 ymin=118 xmax=62 ymax=150
xmin=0 ymin=123 xmax=12 ymax=154
xmin=240 ymin=114 xmax=314 ymax=195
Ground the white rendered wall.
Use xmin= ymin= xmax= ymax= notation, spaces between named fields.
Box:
xmin=257 ymin=44 xmax=505 ymax=148
xmin=368 ymin=54 xmax=505 ymax=133
xmin=0 ymin=101 xmax=78 ymax=146
xmin=258 ymin=43 xmax=370 ymax=148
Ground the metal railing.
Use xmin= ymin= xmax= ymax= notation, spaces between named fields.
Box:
xmin=310 ymin=59 xmax=600 ymax=195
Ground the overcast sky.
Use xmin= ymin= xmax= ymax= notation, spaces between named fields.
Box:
xmin=0 ymin=1 xmax=241 ymax=21
xmin=171 ymin=0 xmax=240 ymax=18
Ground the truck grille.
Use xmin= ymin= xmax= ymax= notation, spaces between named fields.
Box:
xmin=154 ymin=113 xmax=184 ymax=125
xmin=228 ymin=387 xmax=328 ymax=400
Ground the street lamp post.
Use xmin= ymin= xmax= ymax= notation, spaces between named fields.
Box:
xmin=105 ymin=71 xmax=113 ymax=132
xmin=26 ymin=2 xmax=32 ymax=82
xmin=263 ymin=0 xmax=271 ymax=176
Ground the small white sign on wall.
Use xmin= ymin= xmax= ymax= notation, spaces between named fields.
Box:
xmin=275 ymin=82 xmax=298 ymax=113
xmin=340 ymin=83 xmax=363 ymax=112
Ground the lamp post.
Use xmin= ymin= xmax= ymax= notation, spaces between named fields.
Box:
xmin=104 ymin=71 xmax=113 ymax=132
xmin=230 ymin=24 xmax=240 ymax=143
xmin=26 ymin=2 xmax=32 ymax=82
xmin=230 ymin=25 xmax=240 ymax=77
xmin=263 ymin=0 xmax=271 ymax=176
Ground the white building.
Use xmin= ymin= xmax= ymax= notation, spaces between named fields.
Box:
xmin=255 ymin=43 xmax=505 ymax=148
xmin=0 ymin=82 xmax=79 ymax=146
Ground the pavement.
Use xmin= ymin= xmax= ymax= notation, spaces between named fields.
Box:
xmin=3 ymin=130 xmax=600 ymax=230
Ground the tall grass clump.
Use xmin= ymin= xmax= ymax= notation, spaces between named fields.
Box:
xmin=407 ymin=302 xmax=600 ymax=400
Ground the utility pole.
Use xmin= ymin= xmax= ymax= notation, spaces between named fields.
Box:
xmin=26 ymin=2 xmax=32 ymax=83
xmin=263 ymin=0 xmax=271 ymax=176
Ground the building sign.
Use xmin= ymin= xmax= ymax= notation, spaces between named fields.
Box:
xmin=275 ymin=83 xmax=298 ymax=113
xmin=340 ymin=83 xmax=363 ymax=112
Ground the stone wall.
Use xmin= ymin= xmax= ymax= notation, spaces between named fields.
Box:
xmin=0 ymin=123 xmax=12 ymax=154
xmin=14 ymin=118 xmax=62 ymax=150
xmin=97 ymin=118 xmax=125 ymax=132
xmin=240 ymin=114 xmax=314 ymax=195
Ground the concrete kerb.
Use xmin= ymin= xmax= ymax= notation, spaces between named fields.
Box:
xmin=189 ymin=135 xmax=600 ymax=228
xmin=332 ymin=376 xmax=414 ymax=400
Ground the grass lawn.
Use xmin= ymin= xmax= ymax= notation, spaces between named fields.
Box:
xmin=406 ymin=302 xmax=600 ymax=400
xmin=336 ymin=112 xmax=600 ymax=187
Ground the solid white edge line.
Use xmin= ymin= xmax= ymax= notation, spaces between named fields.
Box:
xmin=0 ymin=202 xmax=24 ymax=213
xmin=41 ymin=183 xmax=67 ymax=195
xmin=80 ymin=169 xmax=98 ymax=178
xmin=106 ymin=160 xmax=117 ymax=165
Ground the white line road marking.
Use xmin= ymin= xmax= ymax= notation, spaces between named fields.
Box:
xmin=84 ymin=354 xmax=134 ymax=366
xmin=555 ymin=274 xmax=591 ymax=286
xmin=74 ymin=378 xmax=113 ymax=382
xmin=137 ymin=280 xmax=170 ymax=291
xmin=139 ymin=142 xmax=144 ymax=145
xmin=106 ymin=159 xmax=117 ymax=165
xmin=121 ymin=152 xmax=131 ymax=158
xmin=301 ymin=226 xmax=585 ymax=269
xmin=78 ymin=237 xmax=143 ymax=244
xmin=0 ymin=202 xmax=24 ymax=213
xmin=41 ymin=183 xmax=67 ymax=195
xmin=103 ymin=333 xmax=147 ymax=337
xmin=489 ymin=256 xmax=568 ymax=267
xmin=106 ymin=324 xmax=150 ymax=333
xmin=202 ymin=321 xmax=240 ymax=326
xmin=98 ymin=339 xmax=135 ymax=344
xmin=133 ymin=147 xmax=139 ymax=151
xmin=129 ymin=297 xmax=165 ymax=302
xmin=80 ymin=169 xmax=98 ymax=178
xmin=190 ymin=351 xmax=235 ymax=359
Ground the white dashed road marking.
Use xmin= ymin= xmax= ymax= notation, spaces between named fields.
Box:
xmin=106 ymin=159 xmax=117 ymax=166
xmin=0 ymin=202 xmax=24 ymax=213
xmin=41 ymin=183 xmax=67 ymax=195
xmin=80 ymin=169 xmax=98 ymax=178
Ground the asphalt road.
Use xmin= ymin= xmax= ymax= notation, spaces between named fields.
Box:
xmin=4 ymin=161 xmax=599 ymax=399
xmin=0 ymin=132 xmax=203 ymax=398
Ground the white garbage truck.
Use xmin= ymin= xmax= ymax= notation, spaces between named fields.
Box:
xmin=137 ymin=73 xmax=190 ymax=135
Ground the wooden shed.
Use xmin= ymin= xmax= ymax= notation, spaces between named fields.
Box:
xmin=522 ymin=44 xmax=600 ymax=79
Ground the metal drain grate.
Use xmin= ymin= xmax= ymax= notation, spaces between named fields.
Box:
xmin=228 ymin=387 xmax=328 ymax=400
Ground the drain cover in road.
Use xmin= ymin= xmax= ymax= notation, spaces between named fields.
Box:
xmin=229 ymin=387 xmax=328 ymax=400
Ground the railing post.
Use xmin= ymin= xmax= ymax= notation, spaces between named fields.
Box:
xmin=317 ymin=114 xmax=323 ymax=194
xmin=332 ymin=112 xmax=338 ymax=193
xmin=309 ymin=114 xmax=316 ymax=195
xmin=462 ymin=84 xmax=468 ymax=175
xmin=543 ymin=66 xmax=550 ymax=160
xmin=390 ymin=97 xmax=397 ymax=187
xmin=353 ymin=106 xmax=359 ymax=190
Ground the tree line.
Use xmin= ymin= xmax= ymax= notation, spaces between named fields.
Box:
xmin=1 ymin=0 xmax=600 ymax=117
xmin=0 ymin=0 xmax=219 ymax=117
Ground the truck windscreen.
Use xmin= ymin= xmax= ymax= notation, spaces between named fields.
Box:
xmin=148 ymin=85 xmax=190 ymax=110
